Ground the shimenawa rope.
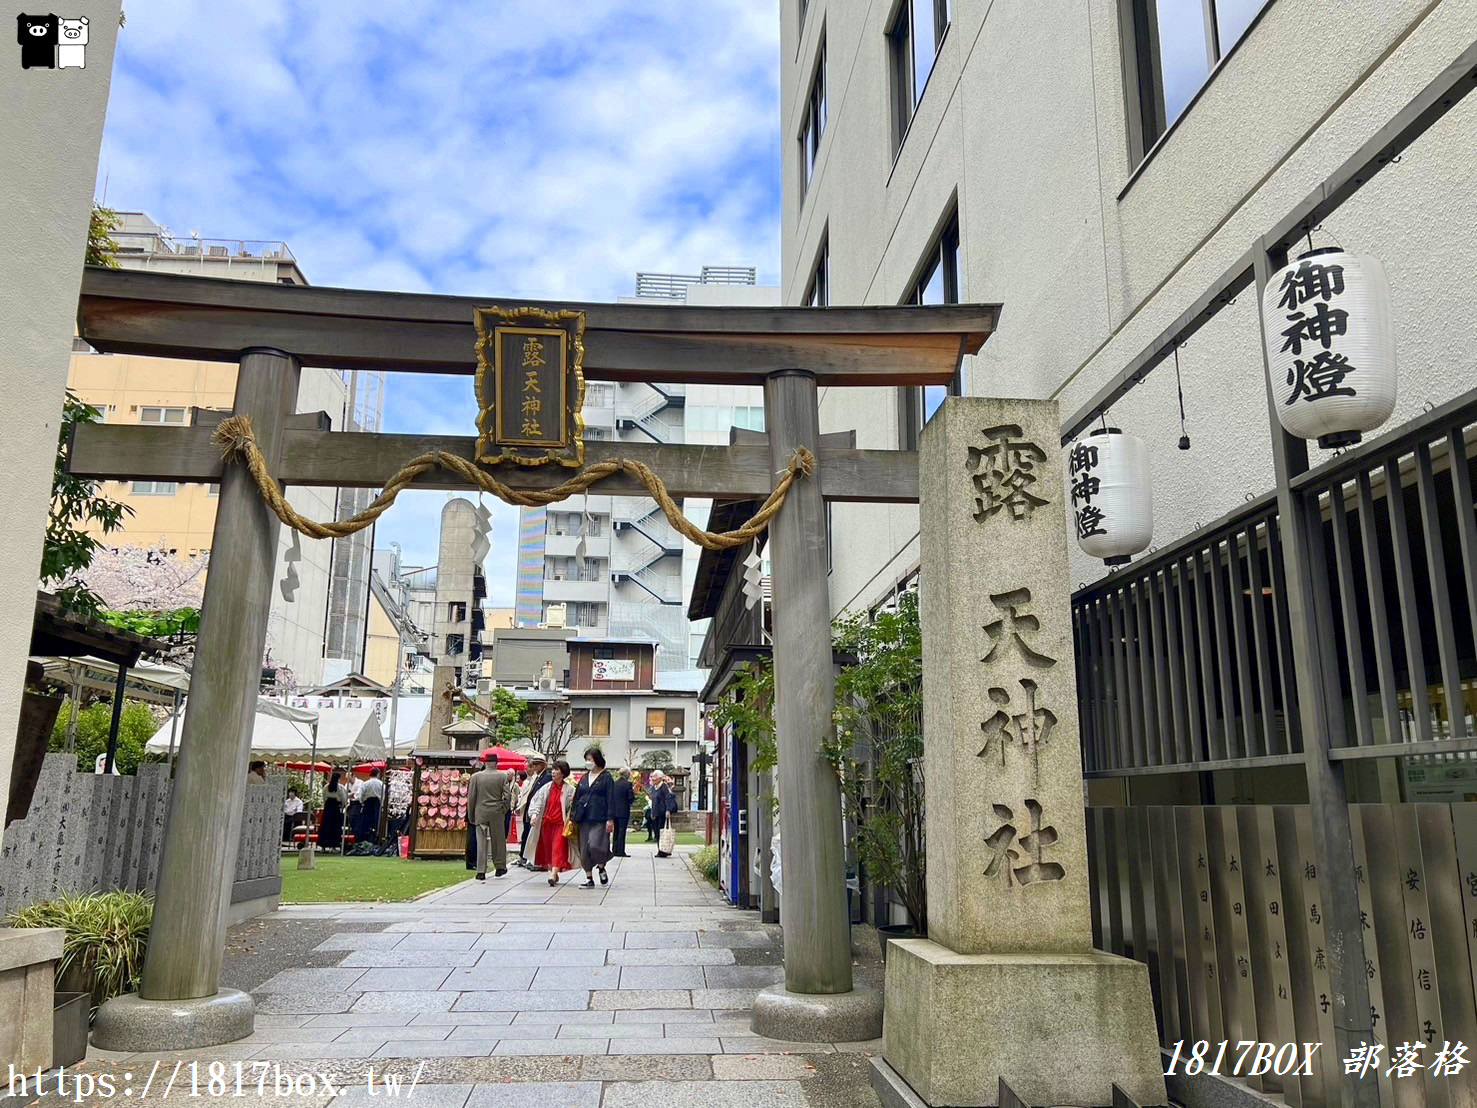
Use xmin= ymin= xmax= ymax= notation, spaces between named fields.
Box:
xmin=212 ymin=415 xmax=812 ymax=552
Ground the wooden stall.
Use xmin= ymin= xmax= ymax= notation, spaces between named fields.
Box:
xmin=406 ymin=750 xmax=479 ymax=859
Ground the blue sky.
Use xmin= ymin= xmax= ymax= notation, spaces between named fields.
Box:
xmin=96 ymin=0 xmax=782 ymax=605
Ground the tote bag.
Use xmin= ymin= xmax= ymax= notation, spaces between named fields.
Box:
xmin=659 ymin=826 xmax=676 ymax=854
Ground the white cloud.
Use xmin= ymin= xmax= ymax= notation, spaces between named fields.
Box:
xmin=98 ymin=0 xmax=781 ymax=604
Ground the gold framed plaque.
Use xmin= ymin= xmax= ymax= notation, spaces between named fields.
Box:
xmin=473 ymin=306 xmax=586 ymax=467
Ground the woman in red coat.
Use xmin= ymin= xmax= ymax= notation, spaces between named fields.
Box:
xmin=529 ymin=759 xmax=576 ymax=886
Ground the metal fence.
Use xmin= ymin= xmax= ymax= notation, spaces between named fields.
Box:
xmin=1073 ymin=389 xmax=1477 ymax=778
xmin=1088 ymin=803 xmax=1477 ymax=1108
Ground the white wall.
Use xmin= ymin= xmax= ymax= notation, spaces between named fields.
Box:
xmin=264 ymin=367 xmax=349 ymax=686
xmin=784 ymin=0 xmax=1477 ymax=613
xmin=0 ymin=1 xmax=122 ymax=813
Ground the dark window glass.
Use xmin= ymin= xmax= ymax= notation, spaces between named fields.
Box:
xmin=1128 ymin=0 xmax=1265 ymax=161
xmin=900 ymin=216 xmax=960 ymax=450
xmin=805 ymin=243 xmax=829 ymax=307
xmin=888 ymin=0 xmax=950 ymax=153
xmin=801 ymin=43 xmax=826 ymax=191
xmin=1214 ymin=0 xmax=1262 ymax=48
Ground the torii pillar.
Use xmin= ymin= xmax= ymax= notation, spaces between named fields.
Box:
xmin=92 ymin=349 xmax=299 ymax=1049
xmin=750 ymin=369 xmax=883 ymax=1042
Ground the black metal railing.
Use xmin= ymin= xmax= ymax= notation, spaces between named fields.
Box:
xmin=1074 ymin=389 xmax=1477 ymax=776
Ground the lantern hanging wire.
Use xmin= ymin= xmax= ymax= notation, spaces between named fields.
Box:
xmin=1174 ymin=343 xmax=1190 ymax=450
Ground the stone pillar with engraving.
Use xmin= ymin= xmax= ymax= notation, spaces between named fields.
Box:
xmin=871 ymin=398 xmax=1165 ymax=1108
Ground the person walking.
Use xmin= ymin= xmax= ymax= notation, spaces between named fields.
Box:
xmin=468 ymin=758 xmax=516 ymax=880
xmin=610 ymin=767 xmax=636 ymax=857
xmin=527 ymin=759 xmax=577 ymax=886
xmin=517 ymin=755 xmax=551 ymax=869
xmin=572 ymin=746 xmax=616 ymax=888
xmin=650 ymin=771 xmax=679 ymax=857
xmin=321 ymin=771 xmax=347 ymax=850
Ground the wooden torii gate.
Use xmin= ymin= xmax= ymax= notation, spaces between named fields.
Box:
xmin=69 ymin=266 xmax=998 ymax=1049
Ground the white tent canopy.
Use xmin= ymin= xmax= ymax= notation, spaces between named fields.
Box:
xmin=146 ymin=702 xmax=386 ymax=762
xmin=32 ymin=655 xmax=190 ymax=706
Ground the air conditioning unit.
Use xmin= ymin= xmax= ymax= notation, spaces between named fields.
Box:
xmin=537 ymin=676 xmax=557 ymax=692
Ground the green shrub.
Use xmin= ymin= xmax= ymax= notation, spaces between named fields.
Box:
xmin=49 ymin=700 xmax=162 ymax=775
xmin=691 ymin=843 xmax=721 ymax=886
xmin=7 ymin=891 xmax=153 ymax=1011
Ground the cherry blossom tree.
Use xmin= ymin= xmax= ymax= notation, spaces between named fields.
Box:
xmin=76 ymin=543 xmax=206 ymax=612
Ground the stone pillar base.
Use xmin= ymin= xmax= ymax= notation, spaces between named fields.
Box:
xmin=750 ymin=982 xmax=883 ymax=1043
xmin=91 ymin=988 xmax=254 ymax=1053
xmin=883 ymin=939 xmax=1165 ymax=1106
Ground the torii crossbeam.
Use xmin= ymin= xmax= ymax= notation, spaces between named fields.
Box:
xmin=71 ymin=266 xmax=998 ymax=1051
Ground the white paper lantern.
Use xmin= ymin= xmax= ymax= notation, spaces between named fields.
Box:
xmin=1262 ymin=247 xmax=1397 ymax=448
xmin=1066 ymin=429 xmax=1152 ymax=566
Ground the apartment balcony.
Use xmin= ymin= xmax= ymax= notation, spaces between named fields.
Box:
xmin=543 ymin=578 xmax=609 ymax=604
xmin=583 ymin=406 xmax=616 ymax=430
xmin=546 ymin=531 xmax=611 ymax=558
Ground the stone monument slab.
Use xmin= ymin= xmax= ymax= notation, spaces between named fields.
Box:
xmin=882 ymin=397 xmax=1164 ymax=1106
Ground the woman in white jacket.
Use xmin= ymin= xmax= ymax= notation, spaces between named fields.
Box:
xmin=525 ymin=759 xmax=579 ymax=885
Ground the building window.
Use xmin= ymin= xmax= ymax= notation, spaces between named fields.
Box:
xmin=593 ymin=647 xmax=616 ymax=660
xmin=899 ymin=214 xmax=961 ymax=450
xmin=888 ymin=0 xmax=951 ymax=153
xmin=452 ymin=735 xmax=479 ymax=752
xmin=646 ymin=708 xmax=686 ymax=737
xmin=1122 ymin=0 xmax=1266 ymax=163
xmin=800 ymin=40 xmax=826 ymax=192
xmin=131 ymin=481 xmax=178 ymax=496
xmin=804 ymin=240 xmax=829 ymax=307
xmin=572 ymin=707 xmax=612 ymax=737
xmin=447 ymin=633 xmax=466 ymax=657
xmin=139 ymin=406 xmax=188 ymax=425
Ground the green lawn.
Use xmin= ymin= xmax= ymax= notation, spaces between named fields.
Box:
xmin=279 ymin=854 xmax=470 ymax=903
xmin=674 ymin=831 xmax=706 ymax=847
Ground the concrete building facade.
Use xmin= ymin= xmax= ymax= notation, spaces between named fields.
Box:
xmin=515 ymin=268 xmax=782 ymax=673
xmin=1 ymin=0 xmax=122 ymax=840
xmin=66 ymin=212 xmax=380 ymax=686
xmin=430 ymin=498 xmax=490 ymax=689
xmin=782 ymin=0 xmax=1477 ymax=613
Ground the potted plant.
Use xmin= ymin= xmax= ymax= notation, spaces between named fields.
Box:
xmin=8 ymin=890 xmax=153 ymax=1061
xmin=828 ymin=590 xmax=926 ymax=957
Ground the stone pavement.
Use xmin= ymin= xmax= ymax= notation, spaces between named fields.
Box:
xmin=57 ymin=843 xmax=884 ymax=1107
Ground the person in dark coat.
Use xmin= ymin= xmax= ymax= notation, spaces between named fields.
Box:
xmin=608 ymin=767 xmax=636 ymax=857
xmin=650 ymin=771 xmax=679 ymax=857
xmin=571 ymin=746 xmax=616 ymax=888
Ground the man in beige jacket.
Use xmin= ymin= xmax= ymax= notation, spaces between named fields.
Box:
xmin=468 ymin=761 xmax=517 ymax=879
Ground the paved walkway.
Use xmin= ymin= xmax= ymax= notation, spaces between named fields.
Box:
xmin=73 ymin=844 xmax=883 ymax=1107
